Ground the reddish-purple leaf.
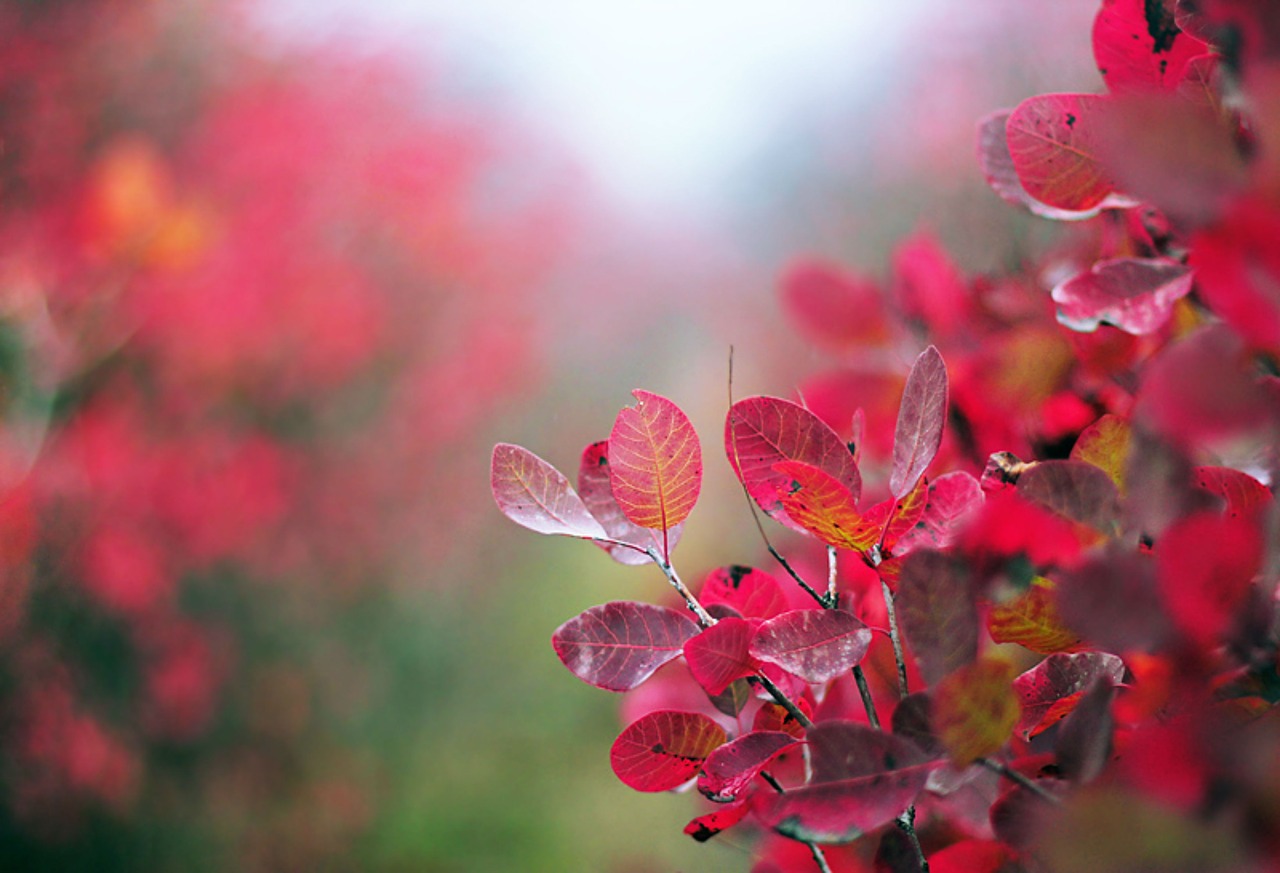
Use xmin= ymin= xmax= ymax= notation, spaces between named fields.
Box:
xmin=1006 ymin=93 xmax=1120 ymax=213
xmin=892 ymin=692 xmax=941 ymax=757
xmin=1093 ymin=0 xmax=1210 ymax=94
xmin=1189 ymin=202 xmax=1280 ymax=352
xmin=610 ymin=710 xmax=727 ymax=792
xmin=608 ymin=390 xmax=702 ymax=533
xmin=1157 ymin=512 xmax=1263 ymax=647
xmin=977 ymin=110 xmax=1105 ymax=221
xmin=1193 ymin=466 xmax=1273 ymax=524
xmin=774 ymin=459 xmax=880 ymax=551
xmin=752 ymin=721 xmax=934 ymax=843
xmin=684 ymin=799 xmax=751 ymax=842
xmin=698 ymin=565 xmax=788 ymax=620
xmin=892 ymin=471 xmax=984 ymax=553
xmin=1055 ymin=548 xmax=1173 ymax=653
xmin=861 ymin=475 xmax=930 ymax=554
xmin=1014 ymin=652 xmax=1126 ymax=740
xmin=551 ymin=601 xmax=700 ymax=692
xmin=491 ymin=443 xmax=607 ymax=539
xmin=1016 ymin=459 xmax=1121 ymax=536
xmin=1054 ymin=676 xmax=1116 ymax=784
xmin=779 ymin=259 xmax=890 ymax=352
xmin=577 ymin=441 xmax=680 ymax=565
xmin=698 ymin=730 xmax=801 ymax=801
xmin=1051 ymin=257 xmax=1194 ymax=335
xmin=683 ymin=618 xmax=761 ymax=697
xmin=896 ymin=549 xmax=978 ymax=686
xmin=890 ymin=346 xmax=948 ymax=499
xmin=749 ymin=608 xmax=872 ymax=684
xmin=726 ymin=395 xmax=861 ymax=531
xmin=753 ymin=699 xmax=812 ymax=738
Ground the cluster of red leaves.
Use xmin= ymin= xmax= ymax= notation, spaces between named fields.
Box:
xmin=495 ymin=1 xmax=1280 ymax=870
xmin=0 ymin=0 xmax=568 ymax=864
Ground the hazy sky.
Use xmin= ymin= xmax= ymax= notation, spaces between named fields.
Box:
xmin=256 ymin=0 xmax=926 ymax=213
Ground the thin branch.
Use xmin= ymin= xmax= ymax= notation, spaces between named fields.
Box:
xmin=979 ymin=757 xmax=1064 ymax=805
xmin=852 ymin=665 xmax=881 ymax=730
xmin=751 ymin=673 xmax=813 ymax=729
xmin=895 ymin=806 xmax=929 ymax=873
xmin=881 ymin=578 xmax=910 ymax=698
xmin=647 ymin=548 xmax=715 ymax=626
xmin=826 ymin=545 xmax=839 ymax=605
xmin=808 ymin=842 xmax=834 ymax=873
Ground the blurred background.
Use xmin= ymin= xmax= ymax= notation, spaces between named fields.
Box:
xmin=0 ymin=0 xmax=1101 ymax=870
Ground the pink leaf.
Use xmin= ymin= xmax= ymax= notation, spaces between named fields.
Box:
xmin=1157 ymin=512 xmax=1263 ymax=647
xmin=683 ymin=618 xmax=761 ymax=697
xmin=726 ymin=395 xmax=861 ymax=531
xmin=1014 ymin=652 xmax=1126 ymax=740
xmin=698 ymin=730 xmax=801 ymax=801
xmin=749 ymin=609 xmax=872 ymax=684
xmin=896 ymin=549 xmax=979 ymax=686
xmin=610 ymin=710 xmax=726 ymax=792
xmin=752 ymin=722 xmax=934 ymax=843
xmin=1093 ymin=0 xmax=1210 ymax=94
xmin=608 ymin=390 xmax=702 ymax=533
xmin=889 ymin=346 xmax=948 ymax=499
xmin=1193 ymin=466 xmax=1273 ymax=524
xmin=779 ymin=259 xmax=889 ymax=352
xmin=578 ymin=441 xmax=680 ymax=565
xmin=1006 ymin=93 xmax=1121 ymax=213
xmin=1051 ymin=257 xmax=1194 ymax=335
xmin=892 ymin=471 xmax=984 ymax=553
xmin=698 ymin=565 xmax=788 ymax=620
xmin=490 ymin=443 xmax=607 ymax=539
xmin=551 ymin=601 xmax=700 ymax=692
xmin=977 ymin=110 xmax=1108 ymax=221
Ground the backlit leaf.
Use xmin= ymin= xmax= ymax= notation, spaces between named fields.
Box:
xmin=890 ymin=346 xmax=948 ymax=499
xmin=752 ymin=721 xmax=934 ymax=843
xmin=551 ymin=601 xmax=699 ymax=692
xmin=1070 ymin=414 xmax=1131 ymax=494
xmin=610 ymin=710 xmax=727 ymax=792
xmin=862 ymin=474 xmax=930 ymax=554
xmin=1093 ymin=0 xmax=1210 ymax=94
xmin=1051 ymin=257 xmax=1194 ymax=335
xmin=978 ymin=110 xmax=1107 ymax=220
xmin=897 ymin=549 xmax=979 ymax=686
xmin=683 ymin=618 xmax=761 ymax=697
xmin=1014 ymin=652 xmax=1126 ymax=740
xmin=726 ymin=395 xmax=861 ymax=531
xmin=774 ymin=459 xmax=879 ymax=551
xmin=1017 ymin=459 xmax=1121 ymax=536
xmin=749 ymin=608 xmax=872 ymax=684
xmin=1006 ymin=93 xmax=1118 ymax=213
xmin=490 ymin=443 xmax=607 ymax=539
xmin=578 ymin=441 xmax=680 ymax=565
xmin=933 ymin=658 xmax=1021 ymax=767
xmin=753 ymin=699 xmax=813 ymax=738
xmin=1193 ymin=466 xmax=1273 ymax=524
xmin=608 ymin=390 xmax=702 ymax=532
xmin=698 ymin=730 xmax=801 ymax=801
xmin=892 ymin=471 xmax=985 ymax=553
xmin=698 ymin=565 xmax=788 ymax=620
xmin=988 ymin=577 xmax=1083 ymax=655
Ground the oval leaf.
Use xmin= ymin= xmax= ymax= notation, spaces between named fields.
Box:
xmin=750 ymin=608 xmax=872 ymax=684
xmin=1006 ymin=93 xmax=1119 ymax=212
xmin=726 ymin=395 xmax=861 ymax=530
xmin=1193 ymin=466 xmax=1273 ymax=524
xmin=896 ymin=549 xmax=979 ymax=686
xmin=987 ymin=577 xmax=1083 ymax=655
xmin=753 ymin=722 xmax=934 ymax=843
xmin=890 ymin=346 xmax=948 ymax=499
xmin=1054 ymin=676 xmax=1116 ymax=784
xmin=1070 ymin=414 xmax=1132 ymax=495
xmin=578 ymin=441 xmax=680 ymax=565
xmin=698 ymin=565 xmax=788 ymax=620
xmin=1014 ymin=651 xmax=1126 ymax=740
xmin=773 ymin=459 xmax=878 ymax=551
xmin=698 ymin=730 xmax=801 ymax=801
xmin=892 ymin=471 xmax=985 ymax=554
xmin=1093 ymin=0 xmax=1209 ymax=94
xmin=1016 ymin=459 xmax=1121 ymax=536
xmin=1051 ymin=257 xmax=1194 ymax=335
xmin=608 ymin=390 xmax=702 ymax=532
xmin=491 ymin=443 xmax=607 ymax=539
xmin=683 ymin=617 xmax=760 ymax=697
xmin=978 ymin=110 xmax=1108 ymax=220
xmin=684 ymin=799 xmax=751 ymax=842
xmin=552 ymin=601 xmax=700 ymax=692
xmin=610 ymin=710 xmax=726 ymax=792
xmin=933 ymin=658 xmax=1021 ymax=767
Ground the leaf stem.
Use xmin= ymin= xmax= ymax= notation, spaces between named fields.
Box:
xmin=808 ymin=841 xmax=834 ymax=873
xmin=826 ymin=545 xmax=838 ymax=604
xmin=881 ymin=578 xmax=910 ymax=698
xmin=895 ymin=806 xmax=929 ymax=873
xmin=979 ymin=757 xmax=1064 ymax=805
xmin=751 ymin=673 xmax=813 ymax=729
xmin=647 ymin=548 xmax=715 ymax=626
xmin=852 ymin=665 xmax=881 ymax=730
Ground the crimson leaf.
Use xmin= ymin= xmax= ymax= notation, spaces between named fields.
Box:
xmin=683 ymin=617 xmax=761 ymax=697
xmin=610 ymin=710 xmax=726 ymax=792
xmin=889 ymin=345 xmax=948 ymax=499
xmin=578 ymin=440 xmax=680 ymax=565
xmin=551 ymin=601 xmax=700 ymax=692
xmin=697 ymin=730 xmax=801 ymax=802
xmin=1014 ymin=651 xmax=1126 ymax=740
xmin=749 ymin=608 xmax=872 ymax=684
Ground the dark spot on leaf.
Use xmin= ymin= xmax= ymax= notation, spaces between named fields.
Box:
xmin=652 ymin=742 xmax=665 ymax=754
xmin=728 ymin=565 xmax=751 ymax=588
xmin=847 ymin=440 xmax=858 ymax=456
xmin=687 ymin=822 xmax=717 ymax=843
xmin=1144 ymin=0 xmax=1181 ymax=54
xmin=1065 ymin=112 xmax=1077 ymax=128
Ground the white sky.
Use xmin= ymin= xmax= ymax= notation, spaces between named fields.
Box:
xmin=256 ymin=0 xmax=926 ymax=213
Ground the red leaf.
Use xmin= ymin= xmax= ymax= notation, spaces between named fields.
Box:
xmin=726 ymin=395 xmax=861 ymax=531
xmin=684 ymin=799 xmax=751 ymax=842
xmin=610 ymin=710 xmax=727 ymax=792
xmin=1193 ymin=466 xmax=1273 ymax=524
xmin=698 ymin=565 xmax=788 ymax=620
xmin=1156 ymin=512 xmax=1263 ymax=646
xmin=932 ymin=658 xmax=1021 ymax=767
xmin=1190 ymin=199 xmax=1280 ymax=352
xmin=490 ymin=443 xmax=607 ymax=539
xmin=753 ymin=698 xmax=813 ymax=738
xmin=1016 ymin=459 xmax=1121 ymax=537
xmin=551 ymin=601 xmax=700 ymax=692
xmin=896 ymin=549 xmax=978 ymax=686
xmin=749 ymin=609 xmax=872 ymax=684
xmin=1055 ymin=549 xmax=1173 ymax=652
xmin=1093 ymin=0 xmax=1210 ymax=94
xmin=929 ymin=840 xmax=1019 ymax=873
xmin=779 ymin=259 xmax=889 ymax=352
xmin=578 ymin=441 xmax=680 ymax=565
xmin=698 ymin=730 xmax=801 ymax=801
xmin=752 ymin=722 xmax=934 ymax=843
xmin=774 ymin=460 xmax=879 ymax=552
xmin=608 ymin=390 xmax=702 ymax=533
xmin=863 ymin=474 xmax=930 ymax=554
xmin=892 ymin=471 xmax=985 ymax=554
xmin=889 ymin=346 xmax=948 ymax=499
xmin=1051 ymin=257 xmax=1194 ymax=335
xmin=683 ymin=618 xmax=761 ymax=696
xmin=1014 ymin=652 xmax=1126 ymax=740
xmin=1006 ymin=93 xmax=1120 ymax=212
xmin=977 ymin=110 xmax=1104 ymax=220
